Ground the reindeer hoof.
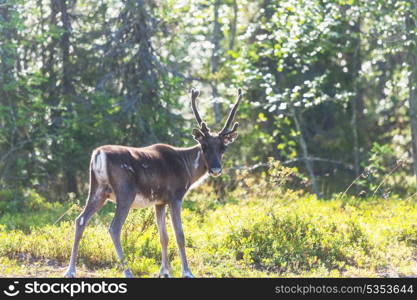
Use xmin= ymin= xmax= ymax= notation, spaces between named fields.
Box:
xmin=182 ymin=271 xmax=195 ymax=278
xmin=158 ymin=272 xmax=171 ymax=278
xmin=124 ymin=269 xmax=134 ymax=278
xmin=63 ymin=269 xmax=76 ymax=278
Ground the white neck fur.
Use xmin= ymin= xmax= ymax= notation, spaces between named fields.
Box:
xmin=193 ymin=150 xmax=201 ymax=170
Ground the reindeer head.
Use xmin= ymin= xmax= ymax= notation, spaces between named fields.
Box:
xmin=190 ymin=88 xmax=243 ymax=177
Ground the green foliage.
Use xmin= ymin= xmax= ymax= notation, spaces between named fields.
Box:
xmin=0 ymin=189 xmax=69 ymax=230
xmin=353 ymin=143 xmax=412 ymax=197
xmin=1 ymin=0 xmax=417 ymax=199
xmin=1 ymin=0 xmax=417 ymax=278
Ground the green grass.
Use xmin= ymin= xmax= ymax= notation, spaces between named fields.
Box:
xmin=0 ymin=176 xmax=416 ymax=277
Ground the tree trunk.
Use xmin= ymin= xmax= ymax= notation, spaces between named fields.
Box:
xmin=351 ymin=97 xmax=360 ymax=179
xmin=211 ymin=0 xmax=222 ymax=124
xmin=59 ymin=0 xmax=73 ymax=96
xmin=292 ymin=108 xmax=321 ymax=198
xmin=408 ymin=45 xmax=417 ymax=183
xmin=58 ymin=0 xmax=78 ymax=195
xmin=409 ymin=69 xmax=417 ymax=182
xmin=229 ymin=0 xmax=237 ymax=51
xmin=406 ymin=14 xmax=417 ymax=183
xmin=351 ymin=18 xmax=363 ymax=182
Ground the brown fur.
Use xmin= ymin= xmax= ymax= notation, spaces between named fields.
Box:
xmin=93 ymin=144 xmax=207 ymax=205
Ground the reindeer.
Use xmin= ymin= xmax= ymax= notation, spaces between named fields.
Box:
xmin=64 ymin=88 xmax=243 ymax=278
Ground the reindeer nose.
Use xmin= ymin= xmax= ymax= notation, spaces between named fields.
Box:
xmin=209 ymin=168 xmax=222 ymax=176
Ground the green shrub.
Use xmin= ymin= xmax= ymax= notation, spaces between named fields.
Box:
xmin=0 ymin=169 xmax=416 ymax=277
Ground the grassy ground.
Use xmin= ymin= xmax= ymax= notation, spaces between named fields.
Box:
xmin=1 ymin=171 xmax=417 ymax=278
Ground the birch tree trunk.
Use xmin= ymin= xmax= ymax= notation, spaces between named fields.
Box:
xmin=406 ymin=12 xmax=417 ymax=183
xmin=292 ymin=108 xmax=321 ymax=198
xmin=229 ymin=0 xmax=237 ymax=51
xmin=351 ymin=17 xmax=363 ymax=182
xmin=408 ymin=64 xmax=417 ymax=181
xmin=211 ymin=0 xmax=222 ymax=124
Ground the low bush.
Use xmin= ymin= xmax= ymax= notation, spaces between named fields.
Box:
xmin=0 ymin=163 xmax=416 ymax=277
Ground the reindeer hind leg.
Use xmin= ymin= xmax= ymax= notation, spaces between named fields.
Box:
xmin=64 ymin=179 xmax=107 ymax=278
xmin=108 ymin=186 xmax=135 ymax=278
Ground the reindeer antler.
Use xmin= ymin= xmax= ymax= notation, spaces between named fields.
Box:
xmin=191 ymin=88 xmax=202 ymax=126
xmin=191 ymin=88 xmax=210 ymax=135
xmin=219 ymin=88 xmax=243 ymax=136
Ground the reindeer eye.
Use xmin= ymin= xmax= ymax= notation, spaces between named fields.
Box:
xmin=201 ymin=144 xmax=208 ymax=152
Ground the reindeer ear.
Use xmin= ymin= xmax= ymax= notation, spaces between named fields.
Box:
xmin=192 ymin=128 xmax=205 ymax=142
xmin=222 ymin=131 xmax=238 ymax=145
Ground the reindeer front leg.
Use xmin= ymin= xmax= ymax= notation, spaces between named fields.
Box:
xmin=169 ymin=199 xmax=194 ymax=278
xmin=155 ymin=204 xmax=171 ymax=277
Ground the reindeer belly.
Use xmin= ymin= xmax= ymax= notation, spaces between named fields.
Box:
xmin=131 ymin=194 xmax=152 ymax=208
xmin=106 ymin=192 xmax=160 ymax=209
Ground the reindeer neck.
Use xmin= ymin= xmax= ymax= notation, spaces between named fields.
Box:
xmin=178 ymin=144 xmax=207 ymax=185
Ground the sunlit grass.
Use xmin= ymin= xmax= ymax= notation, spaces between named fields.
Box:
xmin=0 ymin=175 xmax=416 ymax=277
